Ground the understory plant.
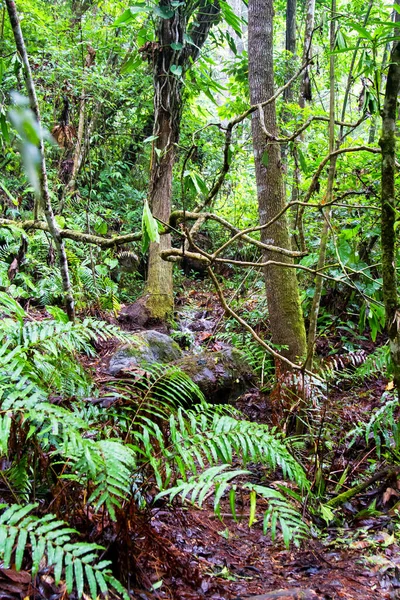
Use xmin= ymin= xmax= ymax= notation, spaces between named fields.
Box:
xmin=0 ymin=292 xmax=310 ymax=597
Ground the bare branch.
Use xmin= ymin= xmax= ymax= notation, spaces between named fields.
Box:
xmin=207 ymin=267 xmax=321 ymax=380
xmin=0 ymin=218 xmax=141 ymax=249
xmin=170 ymin=211 xmax=306 ymax=257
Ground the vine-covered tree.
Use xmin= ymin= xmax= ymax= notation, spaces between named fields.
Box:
xmin=145 ymin=0 xmax=220 ymax=320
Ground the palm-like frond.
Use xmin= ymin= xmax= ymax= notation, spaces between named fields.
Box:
xmin=147 ymin=408 xmax=307 ymax=490
xmin=0 ymin=503 xmax=129 ymax=599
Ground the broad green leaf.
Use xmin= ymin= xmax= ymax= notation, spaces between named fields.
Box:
xmin=262 ymin=150 xmax=269 ymax=167
xmin=349 ymin=23 xmax=372 ymax=40
xmin=153 ymin=6 xmax=175 ymax=19
xmin=85 ymin=564 xmax=98 ymax=600
xmin=170 ymin=64 xmax=183 ymax=77
xmin=32 ymin=535 xmax=46 ymax=574
xmin=95 ymin=220 xmax=108 ymax=235
xmin=106 ymin=574 xmax=131 ymax=600
xmin=143 ymin=135 xmax=158 ymax=143
xmin=95 ymin=569 xmax=109 ymax=594
xmin=142 ymin=200 xmax=160 ymax=252
xmin=121 ymin=54 xmax=142 ymax=74
xmin=229 ymin=487 xmax=237 ymax=522
xmin=0 ymin=113 xmax=10 ymax=144
xmin=297 ymin=148 xmax=308 ymax=174
xmin=65 ymin=561 xmax=74 ymax=594
xmin=15 ymin=529 xmax=27 ymax=570
xmin=220 ymin=0 xmax=242 ymax=35
xmin=113 ymin=5 xmax=150 ymax=26
xmin=74 ymin=559 xmax=84 ymax=598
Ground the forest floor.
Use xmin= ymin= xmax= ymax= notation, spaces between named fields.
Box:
xmin=120 ymin=389 xmax=398 ymax=600
xmin=88 ymin=286 xmax=398 ymax=600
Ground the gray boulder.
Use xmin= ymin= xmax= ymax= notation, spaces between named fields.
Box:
xmin=173 ymin=347 xmax=254 ymax=403
xmin=107 ymin=331 xmax=254 ymax=403
xmin=107 ymin=330 xmax=182 ymax=376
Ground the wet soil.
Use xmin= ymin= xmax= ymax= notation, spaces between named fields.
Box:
xmin=83 ymin=291 xmax=398 ymax=600
xmin=128 ymin=501 xmax=397 ymax=599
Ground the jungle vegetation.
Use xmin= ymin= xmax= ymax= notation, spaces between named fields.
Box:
xmin=0 ymin=0 xmax=400 ymax=597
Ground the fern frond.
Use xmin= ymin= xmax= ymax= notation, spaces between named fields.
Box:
xmin=140 ymin=363 xmax=206 ymax=408
xmin=0 ymin=503 xmax=129 ymax=599
xmin=61 ymin=438 xmax=136 ymax=520
xmin=4 ymin=456 xmax=32 ymax=502
xmin=153 ymin=409 xmax=308 ymax=490
xmin=364 ymin=393 xmax=399 ymax=457
xmin=157 ymin=466 xmax=308 ymax=548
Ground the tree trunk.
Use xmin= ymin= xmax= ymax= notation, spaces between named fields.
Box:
xmin=283 ymin=0 xmax=297 ymax=103
xmin=144 ymin=0 xmax=220 ymax=320
xmin=248 ymin=0 xmax=307 ymax=369
xmin=145 ymin=5 xmax=185 ymax=320
xmin=5 ymin=0 xmax=75 ymax=320
xmin=299 ymin=0 xmax=315 ymax=108
xmin=380 ymin=4 xmax=400 ymax=388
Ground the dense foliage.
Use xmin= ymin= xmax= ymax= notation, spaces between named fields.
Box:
xmin=1 ymin=0 xmax=400 ymax=597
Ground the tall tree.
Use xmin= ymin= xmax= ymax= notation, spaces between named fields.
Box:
xmin=145 ymin=0 xmax=220 ymax=320
xmin=5 ymin=0 xmax=75 ymax=320
xmin=247 ymin=0 xmax=307 ymax=376
xmin=299 ymin=0 xmax=315 ymax=107
xmin=283 ymin=0 xmax=297 ymax=103
xmin=380 ymin=3 xmax=400 ymax=388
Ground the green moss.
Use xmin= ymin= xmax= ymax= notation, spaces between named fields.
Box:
xmin=144 ymin=292 xmax=174 ymax=321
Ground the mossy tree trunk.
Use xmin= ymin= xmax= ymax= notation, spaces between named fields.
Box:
xmin=145 ymin=0 xmax=220 ymax=320
xmin=248 ymin=0 xmax=307 ymax=421
xmin=380 ymin=9 xmax=400 ymax=388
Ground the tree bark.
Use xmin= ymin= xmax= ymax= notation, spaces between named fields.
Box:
xmin=5 ymin=0 xmax=75 ymax=320
xmin=248 ymin=0 xmax=307 ymax=369
xmin=145 ymin=3 xmax=186 ymax=319
xmin=145 ymin=0 xmax=220 ymax=320
xmin=283 ymin=0 xmax=297 ymax=103
xmin=379 ymin=3 xmax=400 ymax=388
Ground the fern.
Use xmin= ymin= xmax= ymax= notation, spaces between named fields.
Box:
xmin=329 ymin=345 xmax=389 ymax=384
xmin=0 ymin=503 xmax=129 ymax=599
xmin=0 ymin=291 xmax=132 ymax=397
xmin=0 ymin=292 xmax=311 ymax=565
xmin=61 ymin=438 xmax=137 ymax=520
xmin=156 ymin=409 xmax=308 ymax=488
xmin=0 ymin=294 xmax=139 ymax=520
xmin=3 ymin=456 xmax=32 ymax=502
xmin=143 ymin=407 xmax=309 ymax=547
xmin=157 ymin=465 xmax=309 ymax=548
xmin=216 ymin=330 xmax=274 ymax=382
xmin=346 ymin=387 xmax=400 ymax=462
xmin=133 ymin=362 xmax=206 ymax=412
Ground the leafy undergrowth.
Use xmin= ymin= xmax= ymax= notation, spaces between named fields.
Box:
xmin=2 ymin=286 xmax=399 ymax=600
xmin=120 ymin=384 xmax=399 ymax=599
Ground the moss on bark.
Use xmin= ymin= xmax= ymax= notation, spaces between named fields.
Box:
xmin=380 ymin=32 xmax=400 ymax=388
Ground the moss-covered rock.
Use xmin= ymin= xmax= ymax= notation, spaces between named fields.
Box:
xmin=107 ymin=330 xmax=182 ymax=375
xmin=173 ymin=348 xmax=254 ymax=403
xmin=108 ymin=334 xmax=253 ymax=403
